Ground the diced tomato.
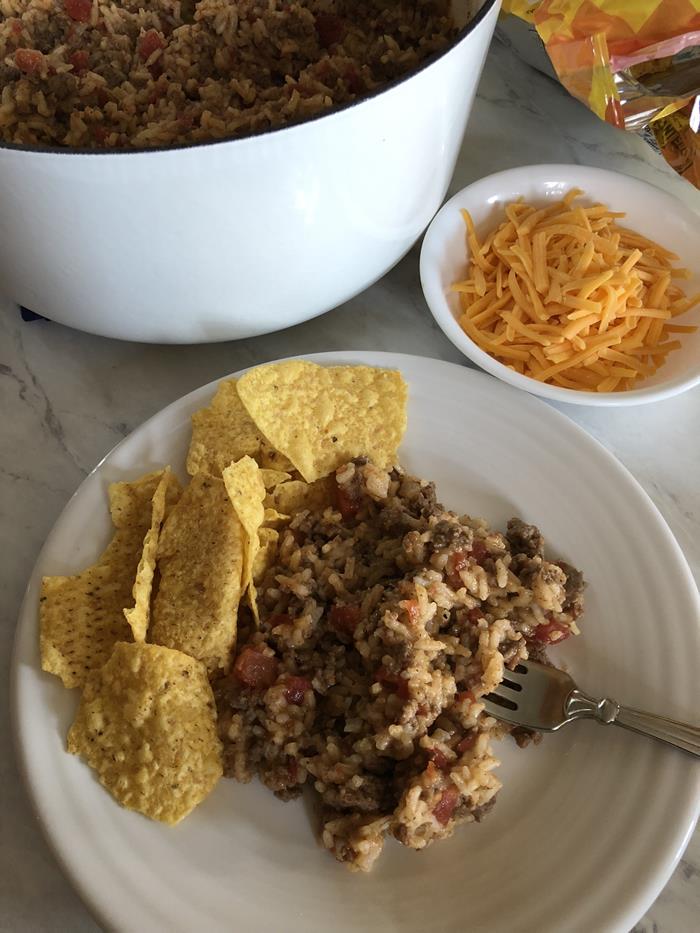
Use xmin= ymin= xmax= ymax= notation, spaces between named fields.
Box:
xmin=15 ymin=49 xmax=43 ymax=74
xmin=446 ymin=550 xmax=469 ymax=588
xmin=315 ymin=12 xmax=345 ymax=48
xmin=283 ymin=675 xmax=311 ymax=705
xmin=148 ymin=83 xmax=166 ymax=105
xmin=457 ymin=732 xmax=477 ymax=754
xmin=532 ymin=617 xmax=571 ymax=646
xmin=433 ymin=785 xmax=459 ymax=826
xmin=455 ymin=689 xmax=476 ymax=704
xmin=447 ymin=542 xmax=490 ymax=587
xmin=465 ymin=607 xmax=482 ymax=624
xmin=344 ymin=66 xmax=363 ymax=94
xmin=376 ymin=666 xmax=410 ymax=700
xmin=233 ymin=647 xmax=279 ymax=689
xmin=268 ymin=613 xmax=292 ymax=629
xmin=329 ymin=604 xmax=361 ymax=636
xmin=69 ymin=50 xmax=89 ymax=74
xmin=64 ymin=0 xmax=92 ymax=22
xmin=10 ymin=19 xmax=22 ymax=37
xmin=334 ymin=482 xmax=360 ymax=521
xmin=427 ymin=748 xmax=449 ymax=771
xmin=92 ymin=125 xmax=108 ymax=144
xmin=138 ymin=29 xmax=165 ymax=62
xmin=399 ymin=599 xmax=420 ymax=626
xmin=287 ymin=756 xmax=298 ymax=783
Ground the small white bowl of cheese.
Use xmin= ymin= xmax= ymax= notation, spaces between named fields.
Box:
xmin=420 ymin=164 xmax=700 ymax=406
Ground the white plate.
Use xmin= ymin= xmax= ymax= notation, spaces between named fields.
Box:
xmin=11 ymin=351 xmax=700 ymax=933
xmin=420 ymin=165 xmax=700 ymax=405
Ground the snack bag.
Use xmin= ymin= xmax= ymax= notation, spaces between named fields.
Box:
xmin=501 ymin=1 xmax=700 ymax=189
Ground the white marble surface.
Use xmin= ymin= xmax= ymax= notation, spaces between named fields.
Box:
xmin=1 ymin=34 xmax=698 ymax=933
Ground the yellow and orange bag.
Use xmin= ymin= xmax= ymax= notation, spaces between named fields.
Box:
xmin=502 ymin=1 xmax=700 ymax=189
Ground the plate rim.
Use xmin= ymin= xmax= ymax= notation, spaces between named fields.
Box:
xmin=11 ymin=349 xmax=700 ymax=933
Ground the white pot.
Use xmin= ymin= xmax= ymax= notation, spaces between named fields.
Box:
xmin=0 ymin=0 xmax=499 ymax=344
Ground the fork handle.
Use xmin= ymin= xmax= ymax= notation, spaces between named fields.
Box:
xmin=614 ymin=705 xmax=700 ymax=757
xmin=568 ymin=690 xmax=700 ymax=757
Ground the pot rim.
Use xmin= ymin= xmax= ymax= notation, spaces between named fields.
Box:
xmin=0 ymin=0 xmax=499 ymax=158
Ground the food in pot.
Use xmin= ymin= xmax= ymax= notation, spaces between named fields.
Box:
xmin=0 ymin=1 xmax=457 ymax=149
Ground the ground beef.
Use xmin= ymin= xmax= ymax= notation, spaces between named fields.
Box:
xmin=507 ymin=518 xmax=545 ymax=558
xmin=214 ymin=460 xmax=585 ymax=871
xmin=0 ymin=2 xmax=457 ymax=149
xmin=431 ymin=519 xmax=471 ymax=551
xmin=557 ymin=560 xmax=586 ymax=615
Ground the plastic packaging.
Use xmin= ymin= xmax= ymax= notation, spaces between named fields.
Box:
xmin=501 ymin=1 xmax=700 ymax=188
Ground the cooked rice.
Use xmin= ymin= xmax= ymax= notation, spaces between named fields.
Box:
xmin=214 ymin=459 xmax=585 ymax=871
xmin=0 ymin=1 xmax=457 ymax=149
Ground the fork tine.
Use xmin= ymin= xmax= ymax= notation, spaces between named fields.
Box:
xmin=488 ymin=680 xmax=523 ymax=702
xmin=483 ymin=660 xmax=576 ymax=731
xmin=500 ymin=664 xmax=528 ymax=684
xmin=482 ymin=698 xmax=524 ymax=725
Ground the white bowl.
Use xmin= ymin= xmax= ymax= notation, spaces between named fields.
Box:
xmin=0 ymin=0 xmax=498 ymax=344
xmin=420 ymin=164 xmax=700 ymax=406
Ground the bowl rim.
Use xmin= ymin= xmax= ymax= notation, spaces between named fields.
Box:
xmin=420 ymin=163 xmax=700 ymax=408
xmin=0 ymin=0 xmax=499 ymax=158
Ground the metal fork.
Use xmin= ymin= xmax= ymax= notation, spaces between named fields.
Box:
xmin=483 ymin=660 xmax=700 ymax=757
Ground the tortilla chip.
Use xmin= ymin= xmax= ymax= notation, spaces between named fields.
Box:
xmin=67 ymin=642 xmax=222 ymax=825
xmin=40 ymin=470 xmax=168 ymax=689
xmin=186 ymin=379 xmax=293 ymax=476
xmin=236 ymin=361 xmax=407 ymax=482
xmin=258 ymin=440 xmax=294 ymax=472
xmin=263 ymin=507 xmax=289 ymax=526
xmin=150 ymin=473 xmax=243 ymax=672
xmin=259 ymin=468 xmax=292 ymax=489
xmin=124 ymin=470 xmax=182 ymax=642
xmin=222 ymin=457 xmax=266 ymax=621
xmin=265 ymin=477 xmax=335 ymax=516
xmin=253 ymin=527 xmax=279 ymax=585
xmin=186 ymin=380 xmax=263 ymax=477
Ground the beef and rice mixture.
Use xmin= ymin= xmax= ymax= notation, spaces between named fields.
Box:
xmin=0 ymin=1 xmax=456 ymax=148
xmin=215 ymin=459 xmax=585 ymax=871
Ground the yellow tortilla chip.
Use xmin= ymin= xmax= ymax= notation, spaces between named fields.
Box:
xmin=150 ymin=473 xmax=243 ymax=672
xmin=265 ymin=477 xmax=335 ymax=516
xmin=253 ymin=527 xmax=279 ymax=585
xmin=67 ymin=642 xmax=222 ymax=826
xmin=236 ymin=361 xmax=407 ymax=483
xmin=186 ymin=379 xmax=293 ymax=476
xmin=263 ymin=507 xmax=289 ymax=526
xmin=186 ymin=380 xmax=263 ymax=477
xmin=259 ymin=440 xmax=295 ymax=472
xmin=259 ymin=468 xmax=292 ymax=489
xmin=222 ymin=457 xmax=266 ymax=621
xmin=123 ymin=469 xmax=182 ymax=642
xmin=40 ymin=470 xmax=168 ymax=689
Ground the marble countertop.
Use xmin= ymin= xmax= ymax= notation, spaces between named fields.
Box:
xmin=1 ymin=34 xmax=698 ymax=933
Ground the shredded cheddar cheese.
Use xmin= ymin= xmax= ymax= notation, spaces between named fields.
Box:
xmin=452 ymin=189 xmax=699 ymax=392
